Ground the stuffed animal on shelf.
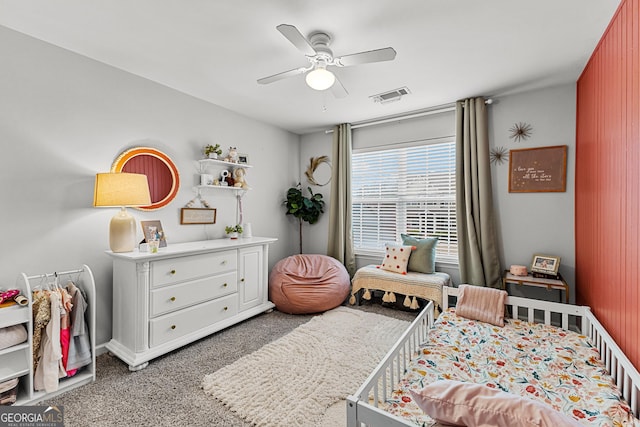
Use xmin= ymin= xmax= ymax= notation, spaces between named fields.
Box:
xmin=225 ymin=147 xmax=239 ymax=163
xmin=233 ymin=168 xmax=249 ymax=189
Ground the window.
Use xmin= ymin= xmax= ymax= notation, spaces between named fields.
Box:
xmin=351 ymin=139 xmax=457 ymax=263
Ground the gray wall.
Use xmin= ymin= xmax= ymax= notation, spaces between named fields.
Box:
xmin=296 ymin=131 xmax=334 ymax=255
xmin=489 ymin=84 xmax=576 ymax=303
xmin=300 ymin=84 xmax=577 ymax=303
xmin=0 ymin=26 xmax=300 ymax=347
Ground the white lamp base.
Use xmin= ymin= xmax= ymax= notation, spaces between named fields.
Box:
xmin=110 ymin=207 xmax=137 ymax=253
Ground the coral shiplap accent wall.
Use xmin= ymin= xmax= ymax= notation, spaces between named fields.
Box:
xmin=576 ymin=0 xmax=640 ymax=369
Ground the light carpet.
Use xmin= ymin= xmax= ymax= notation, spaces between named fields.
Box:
xmin=201 ymin=306 xmax=409 ymax=427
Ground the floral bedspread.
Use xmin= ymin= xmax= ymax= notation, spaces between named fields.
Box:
xmin=383 ymin=308 xmax=637 ymax=426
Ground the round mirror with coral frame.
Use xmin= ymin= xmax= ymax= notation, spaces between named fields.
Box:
xmin=111 ymin=147 xmax=180 ymax=211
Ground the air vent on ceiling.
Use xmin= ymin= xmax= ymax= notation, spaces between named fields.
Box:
xmin=370 ymin=87 xmax=411 ymax=104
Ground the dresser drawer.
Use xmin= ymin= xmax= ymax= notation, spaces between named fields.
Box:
xmin=149 ymin=294 xmax=238 ymax=348
xmin=149 ymin=272 xmax=237 ymax=318
xmin=150 ymin=250 xmax=237 ymax=288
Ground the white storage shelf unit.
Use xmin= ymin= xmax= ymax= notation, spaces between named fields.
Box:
xmin=0 ymin=265 xmax=96 ymax=405
xmin=0 ymin=304 xmax=30 ymax=398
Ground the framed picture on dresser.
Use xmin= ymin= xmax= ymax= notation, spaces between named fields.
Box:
xmin=141 ymin=220 xmax=167 ymax=247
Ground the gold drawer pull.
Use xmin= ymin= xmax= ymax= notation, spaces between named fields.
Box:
xmin=241 ymin=278 xmax=245 ymax=282
xmin=170 ymin=325 xmax=176 ymax=330
xmin=221 ymin=260 xmax=227 ymax=265
xmin=223 ymin=283 xmax=228 ymax=287
xmin=170 ymin=269 xmax=176 ymax=275
xmin=223 ymin=306 xmax=228 ymax=311
xmin=170 ymin=297 xmax=176 ymax=302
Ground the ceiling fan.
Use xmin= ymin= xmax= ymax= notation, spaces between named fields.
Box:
xmin=257 ymin=24 xmax=397 ymax=98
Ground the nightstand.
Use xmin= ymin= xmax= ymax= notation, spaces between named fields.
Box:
xmin=502 ymin=270 xmax=569 ymax=303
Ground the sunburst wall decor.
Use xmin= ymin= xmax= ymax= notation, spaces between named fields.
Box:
xmin=490 ymin=146 xmax=508 ymax=165
xmin=509 ymin=122 xmax=532 ymax=142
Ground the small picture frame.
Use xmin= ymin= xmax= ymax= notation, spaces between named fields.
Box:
xmin=530 ymin=254 xmax=561 ymax=276
xmin=180 ymin=208 xmax=217 ymax=225
xmin=237 ymin=154 xmax=249 ymax=165
xmin=141 ymin=220 xmax=167 ymax=247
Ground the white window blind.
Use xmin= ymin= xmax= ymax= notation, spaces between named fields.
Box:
xmin=351 ymin=139 xmax=458 ymax=263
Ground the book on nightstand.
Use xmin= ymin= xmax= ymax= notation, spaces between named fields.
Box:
xmin=531 ymin=271 xmax=561 ymax=280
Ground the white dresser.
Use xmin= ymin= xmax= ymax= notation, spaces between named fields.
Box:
xmin=106 ymin=237 xmax=277 ymax=370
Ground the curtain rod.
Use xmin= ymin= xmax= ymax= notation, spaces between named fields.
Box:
xmin=325 ymin=98 xmax=493 ymax=133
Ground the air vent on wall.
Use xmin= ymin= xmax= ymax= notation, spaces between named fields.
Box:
xmin=370 ymin=87 xmax=411 ymax=104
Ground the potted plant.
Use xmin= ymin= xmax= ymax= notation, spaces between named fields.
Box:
xmin=203 ymin=144 xmax=222 ymax=159
xmin=284 ymin=184 xmax=325 ymax=253
xmin=224 ymin=224 xmax=243 ymax=239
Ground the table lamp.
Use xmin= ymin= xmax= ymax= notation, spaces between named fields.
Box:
xmin=93 ymin=172 xmax=151 ymax=253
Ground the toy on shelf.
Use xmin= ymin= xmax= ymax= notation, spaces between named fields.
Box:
xmin=224 ymin=147 xmax=239 ymax=163
xmin=233 ymin=168 xmax=249 ymax=189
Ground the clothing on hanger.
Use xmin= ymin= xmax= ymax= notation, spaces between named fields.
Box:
xmin=59 ymin=285 xmax=73 ymax=373
xmin=34 ymin=290 xmax=66 ymax=393
xmin=31 ymin=290 xmax=51 ymax=372
xmin=65 ymin=281 xmax=91 ymax=374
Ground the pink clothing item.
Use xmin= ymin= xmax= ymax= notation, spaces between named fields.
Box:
xmin=59 ymin=287 xmax=72 ymax=373
xmin=410 ymin=380 xmax=583 ymax=427
xmin=65 ymin=282 xmax=92 ymax=372
xmin=455 ymin=284 xmax=507 ymax=327
xmin=60 ymin=328 xmax=70 ymax=372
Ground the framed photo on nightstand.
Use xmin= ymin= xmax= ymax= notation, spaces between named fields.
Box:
xmin=531 ymin=254 xmax=560 ymax=276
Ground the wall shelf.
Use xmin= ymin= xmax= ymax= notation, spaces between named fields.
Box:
xmin=196 ymin=185 xmax=251 ymax=192
xmin=197 ymin=158 xmax=252 ymax=192
xmin=198 ymin=159 xmax=253 ymax=169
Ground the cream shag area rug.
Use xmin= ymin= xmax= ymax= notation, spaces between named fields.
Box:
xmin=202 ymin=306 xmax=409 ymax=426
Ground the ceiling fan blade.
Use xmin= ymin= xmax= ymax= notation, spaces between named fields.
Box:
xmin=335 ymin=47 xmax=397 ymax=67
xmin=330 ymin=75 xmax=348 ymax=98
xmin=257 ymin=66 xmax=309 ymax=85
xmin=276 ymin=24 xmax=317 ymax=56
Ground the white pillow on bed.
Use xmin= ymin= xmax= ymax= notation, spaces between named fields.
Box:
xmin=455 ymin=284 xmax=507 ymax=327
xmin=409 ymin=380 xmax=583 ymax=427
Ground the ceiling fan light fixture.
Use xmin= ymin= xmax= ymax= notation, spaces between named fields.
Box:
xmin=305 ymin=67 xmax=335 ymax=91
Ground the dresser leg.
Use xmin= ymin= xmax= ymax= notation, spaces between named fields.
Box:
xmin=128 ymin=362 xmax=149 ymax=372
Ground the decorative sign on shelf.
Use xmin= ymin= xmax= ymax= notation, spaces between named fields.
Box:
xmin=509 ymin=145 xmax=567 ymax=193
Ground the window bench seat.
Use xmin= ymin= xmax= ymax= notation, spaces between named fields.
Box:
xmin=348 ymin=264 xmax=450 ymax=312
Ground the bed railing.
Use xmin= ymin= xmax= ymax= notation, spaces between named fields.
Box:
xmin=346 ymin=301 xmax=434 ymax=427
xmin=348 ymin=286 xmax=640 ymax=426
xmin=443 ymin=286 xmax=585 ymax=330
xmin=444 ymin=286 xmax=640 ymax=416
xmin=584 ymin=309 xmax=640 ymax=417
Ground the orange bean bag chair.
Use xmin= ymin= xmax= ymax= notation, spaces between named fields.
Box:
xmin=269 ymin=254 xmax=350 ymax=314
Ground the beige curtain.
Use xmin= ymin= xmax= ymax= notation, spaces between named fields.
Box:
xmin=455 ymin=98 xmax=502 ymax=288
xmin=327 ymin=123 xmax=356 ymax=276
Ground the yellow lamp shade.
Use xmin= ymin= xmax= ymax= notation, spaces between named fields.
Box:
xmin=93 ymin=173 xmax=151 ymax=207
xmin=94 ymin=173 xmax=151 ymax=253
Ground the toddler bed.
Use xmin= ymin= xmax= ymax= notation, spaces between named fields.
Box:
xmin=347 ymin=286 xmax=640 ymax=426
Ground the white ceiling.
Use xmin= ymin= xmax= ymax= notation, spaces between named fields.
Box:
xmin=0 ymin=0 xmax=620 ymax=135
